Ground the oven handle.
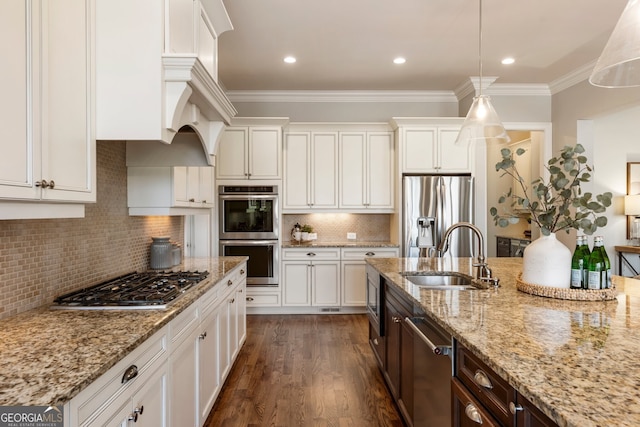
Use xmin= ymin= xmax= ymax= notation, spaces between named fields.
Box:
xmin=219 ymin=240 xmax=279 ymax=246
xmin=218 ymin=194 xmax=278 ymax=201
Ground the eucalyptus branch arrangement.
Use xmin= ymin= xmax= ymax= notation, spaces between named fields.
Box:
xmin=490 ymin=143 xmax=612 ymax=236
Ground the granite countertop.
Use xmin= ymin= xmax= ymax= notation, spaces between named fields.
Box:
xmin=281 ymin=240 xmax=399 ymax=248
xmin=366 ymin=256 xmax=640 ymax=427
xmin=0 ymin=256 xmax=247 ymax=407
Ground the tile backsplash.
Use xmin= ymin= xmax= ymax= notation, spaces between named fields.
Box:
xmin=0 ymin=142 xmax=183 ymax=320
xmin=283 ymin=213 xmax=391 ymax=242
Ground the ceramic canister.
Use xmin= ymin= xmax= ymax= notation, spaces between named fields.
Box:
xmin=150 ymin=236 xmax=173 ymax=269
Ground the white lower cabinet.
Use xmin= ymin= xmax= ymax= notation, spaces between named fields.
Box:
xmin=340 ymin=248 xmax=400 ymax=306
xmin=68 ymin=263 xmax=247 ymax=427
xmin=282 ymin=248 xmax=340 ymax=307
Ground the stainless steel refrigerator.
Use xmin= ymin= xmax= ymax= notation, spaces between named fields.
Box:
xmin=402 ymin=175 xmax=475 ymax=257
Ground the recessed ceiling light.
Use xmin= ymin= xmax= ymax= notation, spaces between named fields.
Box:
xmin=284 ymin=56 xmax=297 ymax=64
xmin=501 ymin=57 xmax=515 ymax=65
xmin=393 ymin=57 xmax=406 ymax=65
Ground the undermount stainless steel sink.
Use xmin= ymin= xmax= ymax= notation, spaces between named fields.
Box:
xmin=401 ymin=272 xmax=479 ymax=290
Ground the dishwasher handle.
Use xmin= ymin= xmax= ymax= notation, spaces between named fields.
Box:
xmin=405 ymin=317 xmax=452 ymax=357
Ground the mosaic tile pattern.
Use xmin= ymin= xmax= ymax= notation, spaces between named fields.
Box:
xmin=0 ymin=142 xmax=183 ymax=320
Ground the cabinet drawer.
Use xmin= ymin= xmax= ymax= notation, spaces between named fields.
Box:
xmin=69 ymin=327 xmax=168 ymax=426
xmin=282 ymin=248 xmax=341 ymax=260
xmin=169 ymin=302 xmax=199 ymax=344
xmin=340 ymin=247 xmax=399 ymax=260
xmin=452 ymin=378 xmax=502 ymax=427
xmin=455 ymin=342 xmax=515 ymax=427
xmin=245 ymin=292 xmax=280 ymax=307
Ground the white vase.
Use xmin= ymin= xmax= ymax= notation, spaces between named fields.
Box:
xmin=522 ymin=233 xmax=571 ymax=288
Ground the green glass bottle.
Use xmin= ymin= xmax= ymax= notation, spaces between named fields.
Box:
xmin=570 ymin=235 xmax=585 ymax=289
xmin=580 ymin=237 xmax=591 ymax=289
xmin=587 ymin=236 xmax=605 ymax=290
xmin=598 ymin=237 xmax=611 ymax=289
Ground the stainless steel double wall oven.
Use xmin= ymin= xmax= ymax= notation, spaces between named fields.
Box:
xmin=218 ymin=185 xmax=279 ymax=286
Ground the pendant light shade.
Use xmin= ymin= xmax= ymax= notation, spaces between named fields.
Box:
xmin=455 ymin=0 xmax=509 ymax=144
xmin=590 ymin=0 xmax=640 ymax=87
xmin=456 ymin=94 xmax=509 ymax=143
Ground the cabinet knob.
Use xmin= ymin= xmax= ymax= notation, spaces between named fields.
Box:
xmin=228 ymin=279 xmax=233 ymax=286
xmin=240 ymin=269 xmax=245 ymax=275
xmin=189 ymin=198 xmax=195 ymax=202
xmin=230 ymin=298 xmax=235 ymax=304
xmin=202 ymin=199 xmax=207 ymax=203
xmin=48 ymin=180 xmax=55 ymax=189
xmin=509 ymin=402 xmax=524 ymax=414
xmin=373 ymin=338 xmax=379 ymax=345
xmin=392 ymin=316 xmax=402 ymax=323
xmin=246 ymin=297 xmax=254 ymax=302
xmin=464 ymin=403 xmax=483 ymax=424
xmin=473 ymin=370 xmax=493 ymax=389
xmin=199 ymin=331 xmax=207 ymax=340
xmin=35 ymin=179 xmax=48 ymax=188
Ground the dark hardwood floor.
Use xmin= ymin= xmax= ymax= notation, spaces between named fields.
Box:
xmin=204 ymin=314 xmax=404 ymax=427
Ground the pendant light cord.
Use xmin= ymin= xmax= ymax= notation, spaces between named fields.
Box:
xmin=478 ymin=0 xmax=483 ymax=96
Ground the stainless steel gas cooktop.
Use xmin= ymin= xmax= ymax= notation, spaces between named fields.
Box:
xmin=51 ymin=270 xmax=210 ymax=310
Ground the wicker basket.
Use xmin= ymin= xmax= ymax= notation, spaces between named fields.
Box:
xmin=516 ymin=273 xmax=618 ymax=301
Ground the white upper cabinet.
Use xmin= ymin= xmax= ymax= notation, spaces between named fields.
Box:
xmin=217 ymin=118 xmax=288 ymax=181
xmin=393 ymin=118 xmax=471 ymax=173
xmin=283 ymin=130 xmax=339 ymax=211
xmin=96 ymin=0 xmax=236 ymax=161
xmin=127 ymin=166 xmax=215 ymax=215
xmin=0 ymin=0 xmax=95 ymax=215
xmin=339 ymin=131 xmax=394 ymax=212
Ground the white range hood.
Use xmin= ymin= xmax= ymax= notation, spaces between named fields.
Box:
xmin=96 ymin=0 xmax=237 ymax=166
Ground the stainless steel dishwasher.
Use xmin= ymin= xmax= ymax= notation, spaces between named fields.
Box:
xmin=405 ymin=309 xmax=453 ymax=427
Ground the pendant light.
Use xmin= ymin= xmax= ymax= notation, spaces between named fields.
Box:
xmin=455 ymin=0 xmax=509 ymax=144
xmin=590 ymin=0 xmax=640 ymax=87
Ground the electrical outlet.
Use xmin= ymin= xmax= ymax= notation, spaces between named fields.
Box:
xmin=347 ymin=232 xmax=356 ymax=240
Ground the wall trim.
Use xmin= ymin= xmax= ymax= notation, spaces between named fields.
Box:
xmin=226 ymin=90 xmax=458 ymax=103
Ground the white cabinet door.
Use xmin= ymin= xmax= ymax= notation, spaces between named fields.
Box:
xmin=401 ymin=128 xmax=437 ymax=173
xmin=438 ymin=127 xmax=472 ymax=172
xmin=310 ymin=132 xmax=339 ymax=209
xmin=283 ymin=132 xmax=311 ymax=209
xmin=0 ymin=0 xmax=95 ymax=203
xmin=131 ymin=362 xmax=168 ymax=427
xmin=366 ymin=132 xmax=394 ymax=210
xmin=198 ymin=166 xmax=215 ymax=207
xmin=216 ymin=294 xmax=231 ymax=382
xmin=282 ymin=262 xmax=312 ymax=306
xmin=339 ymin=133 xmax=366 ymax=209
xmin=173 ymin=167 xmax=190 ymax=206
xmin=235 ymin=283 xmax=247 ymax=348
xmin=339 ymin=131 xmax=394 ymax=211
xmin=311 ymin=262 xmax=340 ymax=306
xmin=217 ymin=127 xmax=248 ymax=179
xmin=170 ymin=336 xmax=197 ymax=427
xmin=248 ymin=127 xmax=281 ymax=179
xmin=341 ymin=261 xmax=367 ymax=306
xmin=198 ymin=307 xmax=221 ymax=423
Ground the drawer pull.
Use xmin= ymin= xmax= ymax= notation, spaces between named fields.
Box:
xmin=246 ymin=297 xmax=254 ymax=302
xmin=473 ymin=370 xmax=493 ymax=389
xmin=365 ymin=252 xmax=375 ymax=256
xmin=307 ymin=252 xmax=316 ymax=257
xmin=240 ymin=269 xmax=245 ymax=275
xmin=464 ymin=403 xmax=483 ymax=424
xmin=509 ymin=402 xmax=524 ymax=414
xmin=404 ymin=317 xmax=452 ymax=356
xmin=121 ymin=365 xmax=138 ymax=384
xmin=393 ymin=316 xmax=402 ymax=323
xmin=227 ymin=279 xmax=233 ymax=286
xmin=373 ymin=338 xmax=379 ymax=345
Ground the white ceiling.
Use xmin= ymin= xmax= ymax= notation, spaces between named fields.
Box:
xmin=218 ymin=0 xmax=629 ymax=92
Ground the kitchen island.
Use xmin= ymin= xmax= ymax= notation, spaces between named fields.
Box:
xmin=0 ymin=256 xmax=246 ymax=407
xmin=366 ymin=256 xmax=640 ymax=427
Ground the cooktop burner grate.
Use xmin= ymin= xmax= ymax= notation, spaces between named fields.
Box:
xmin=52 ymin=270 xmax=210 ymax=309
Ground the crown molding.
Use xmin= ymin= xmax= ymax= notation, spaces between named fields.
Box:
xmin=454 ymin=77 xmax=551 ymax=100
xmin=226 ymin=90 xmax=459 ymax=103
xmin=549 ymin=61 xmax=596 ymax=95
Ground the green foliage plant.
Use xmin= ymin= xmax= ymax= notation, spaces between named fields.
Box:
xmin=490 ymin=143 xmax=612 ymax=236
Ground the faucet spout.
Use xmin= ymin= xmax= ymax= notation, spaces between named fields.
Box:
xmin=437 ymin=222 xmax=497 ymax=285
